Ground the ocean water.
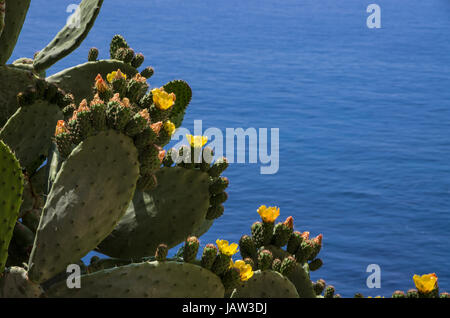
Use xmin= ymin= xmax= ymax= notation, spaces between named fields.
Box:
xmin=10 ymin=0 xmax=450 ymax=297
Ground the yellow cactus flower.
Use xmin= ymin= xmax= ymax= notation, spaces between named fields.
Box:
xmin=164 ymin=120 xmax=176 ymax=136
xmin=216 ymin=239 xmax=239 ymax=256
xmin=107 ymin=69 xmax=127 ymax=83
xmin=233 ymin=260 xmax=254 ymax=282
xmin=186 ymin=134 xmax=208 ymax=148
xmin=151 ymin=88 xmax=175 ymax=110
xmin=257 ymin=205 xmax=280 ymax=223
xmin=413 ymin=273 xmax=438 ymax=294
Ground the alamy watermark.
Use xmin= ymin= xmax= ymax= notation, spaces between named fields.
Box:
xmin=66 ymin=3 xmax=81 ymax=29
xmin=366 ymin=264 xmax=381 ymax=288
xmin=367 ymin=4 xmax=381 ymax=29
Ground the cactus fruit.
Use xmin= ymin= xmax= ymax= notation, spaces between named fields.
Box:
xmin=239 ymin=235 xmax=257 ymax=261
xmin=280 ymin=256 xmax=296 ymax=276
xmin=183 ymin=236 xmax=200 ymax=263
xmin=392 ymin=290 xmax=406 ymax=298
xmin=33 ymin=0 xmax=104 ymax=72
xmin=313 ymin=279 xmax=326 ymax=296
xmin=0 ymin=140 xmax=24 ymax=272
xmin=155 ymin=244 xmax=168 ymax=262
xmin=272 ymin=216 xmax=294 ymax=247
xmin=230 ymin=270 xmax=299 ymax=298
xmin=88 ymin=48 xmax=99 ymax=62
xmin=140 ymin=66 xmax=154 ymax=79
xmin=257 ymin=250 xmax=273 ymax=271
xmin=324 ymin=285 xmax=335 ymax=298
xmin=406 ymin=289 xmax=419 ymax=298
xmin=46 ymin=261 xmax=225 ymax=298
xmin=308 ymin=258 xmax=323 ymax=271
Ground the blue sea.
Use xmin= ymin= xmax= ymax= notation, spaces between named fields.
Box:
xmin=10 ymin=0 xmax=450 ymax=297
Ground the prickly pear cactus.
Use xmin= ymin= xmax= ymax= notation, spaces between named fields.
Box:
xmin=0 ymin=140 xmax=24 ymax=273
xmin=33 ymin=0 xmax=104 ymax=72
xmin=0 ymin=0 xmax=344 ymax=300
xmin=0 ymin=0 xmax=31 ymax=65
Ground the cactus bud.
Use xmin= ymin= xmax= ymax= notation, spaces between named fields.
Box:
xmin=238 ymin=235 xmax=257 ymax=260
xmin=391 ymin=290 xmax=406 ymax=298
xmin=201 ymin=244 xmax=218 ymax=270
xmin=324 ymin=285 xmax=335 ymax=298
xmin=280 ymin=256 xmax=296 ymax=276
xmin=140 ymin=66 xmax=154 ymax=79
xmin=308 ymin=258 xmax=323 ymax=271
xmin=90 ymin=256 xmax=100 ymax=264
xmin=155 ymin=244 xmax=168 ymax=261
xmin=272 ymin=217 xmax=294 ymax=247
xmin=210 ymin=192 xmax=228 ymax=206
xmin=206 ymin=204 xmax=225 ymax=220
xmin=406 ymin=289 xmax=419 ymax=298
xmin=208 ymin=157 xmax=229 ymax=177
xmin=257 ymin=249 xmax=273 ymax=271
xmin=131 ymin=53 xmax=145 ymax=68
xmin=287 ymin=231 xmax=302 ymax=255
xmin=209 ymin=177 xmax=229 ymax=195
xmin=88 ymin=47 xmax=99 ymax=61
xmin=183 ymin=236 xmax=199 ymax=263
xmin=296 ymin=240 xmax=314 ymax=263
xmin=251 ymin=221 xmax=264 ymax=248
xmin=110 ymin=34 xmax=129 ymax=58
xmin=272 ymin=258 xmax=282 ymax=272
xmin=313 ymin=279 xmax=326 ymax=295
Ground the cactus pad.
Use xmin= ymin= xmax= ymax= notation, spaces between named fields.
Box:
xmin=46 ymin=60 xmax=138 ymax=104
xmin=27 ymin=130 xmax=139 ymax=283
xmin=0 ymin=66 xmax=37 ymax=128
xmin=97 ymin=166 xmax=211 ymax=258
xmin=0 ymin=100 xmax=63 ymax=173
xmin=0 ymin=140 xmax=24 ymax=272
xmin=0 ymin=0 xmax=31 ymax=64
xmin=33 ymin=0 xmax=104 ymax=72
xmin=230 ymin=270 xmax=299 ymax=298
xmin=46 ymin=260 xmax=225 ymax=298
